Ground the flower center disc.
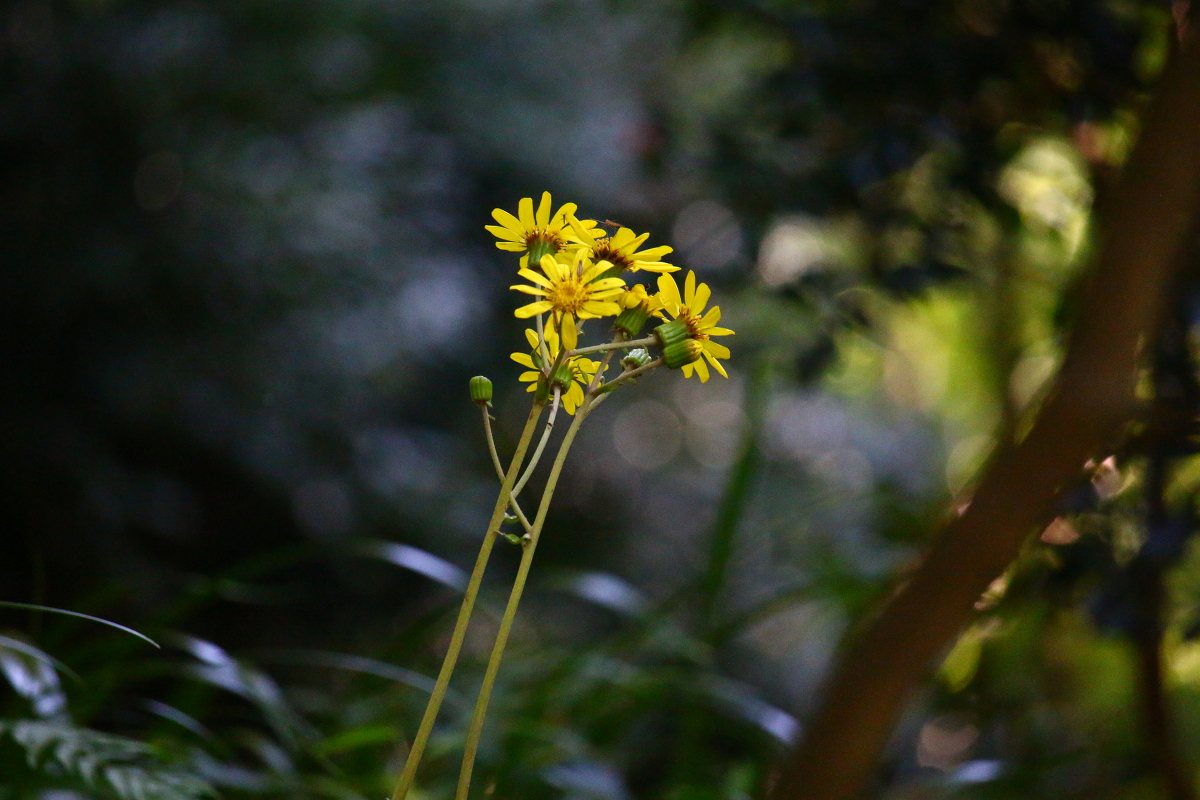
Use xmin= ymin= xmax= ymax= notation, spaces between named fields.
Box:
xmin=548 ymin=279 xmax=589 ymax=314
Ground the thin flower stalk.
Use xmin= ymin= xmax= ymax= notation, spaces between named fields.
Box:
xmin=601 ymin=357 xmax=664 ymax=392
xmin=513 ymin=388 xmax=561 ymax=499
xmin=567 ymin=334 xmax=657 ymax=357
xmin=455 ymin=396 xmax=596 ymax=800
xmin=480 ymin=406 xmax=532 ymax=534
xmin=390 ymin=400 xmax=545 ymax=800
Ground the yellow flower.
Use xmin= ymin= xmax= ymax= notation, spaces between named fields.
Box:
xmin=619 ymin=283 xmax=664 ymax=313
xmin=510 ymin=253 xmax=624 ymax=351
xmin=656 ymin=271 xmax=734 ymax=382
xmin=510 ymin=328 xmax=599 ymax=415
xmin=567 ymin=217 xmax=678 ymax=274
xmin=486 ymin=192 xmax=605 ymax=267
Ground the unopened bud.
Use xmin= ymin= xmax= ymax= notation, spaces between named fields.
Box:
xmin=654 ymin=318 xmax=691 ymax=349
xmin=469 ymin=376 xmax=493 ymax=406
xmin=614 ymin=305 xmax=651 ymax=338
xmin=663 ymin=339 xmax=702 ymax=369
xmin=621 ymin=348 xmax=653 ymax=371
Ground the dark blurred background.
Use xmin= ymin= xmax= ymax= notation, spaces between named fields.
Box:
xmin=2 ymin=1 xmax=1190 ymax=798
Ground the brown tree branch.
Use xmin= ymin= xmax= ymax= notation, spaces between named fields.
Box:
xmin=771 ymin=35 xmax=1200 ymax=800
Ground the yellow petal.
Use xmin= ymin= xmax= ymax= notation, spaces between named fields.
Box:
xmin=524 ymin=329 xmax=540 ymax=349
xmin=681 ymin=363 xmax=694 ymax=379
xmin=700 ymin=306 xmax=721 ymax=326
xmin=485 ymin=224 xmax=523 ymax=242
xmin=540 ymin=253 xmax=564 ymax=280
xmin=492 ymin=208 xmax=522 ymax=230
xmin=629 ymin=261 xmax=677 ymax=273
xmin=636 ymin=245 xmax=673 ymax=259
xmin=526 ymin=383 xmax=537 ymax=393
xmin=580 ymin=300 xmax=621 ymax=318
xmin=657 ymin=273 xmax=682 ymax=314
xmin=612 ymin=228 xmax=636 ymax=247
xmin=567 ymin=214 xmax=597 ymax=246
xmin=497 ymin=242 xmax=525 ymax=252
xmin=563 ymin=383 xmax=583 ymax=415
xmin=703 ymin=350 xmax=728 ymax=378
xmin=515 ymin=300 xmax=554 ymax=318
xmin=691 ymin=282 xmax=711 ymax=315
xmin=693 ymin=356 xmax=710 ymax=383
xmin=684 ymin=271 xmax=696 ymax=308
xmin=707 ymin=327 xmax=735 ymax=337
xmin=518 ymin=196 xmax=535 ymax=228
xmin=535 ymin=191 xmax=551 ymax=228
xmin=512 ymin=353 xmax=536 ymax=369
xmin=588 ymin=277 xmax=626 ymax=292
xmin=517 ymin=268 xmax=553 ymax=288
xmin=554 ymin=202 xmax=578 ymax=224
xmin=519 ymin=371 xmax=541 ymax=382
xmin=510 ymin=284 xmax=548 ymax=296
xmin=560 ymin=315 xmax=578 ymax=351
xmin=624 ymin=231 xmax=650 ymax=252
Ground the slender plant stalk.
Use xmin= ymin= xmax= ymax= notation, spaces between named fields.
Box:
xmin=568 ymin=335 xmax=656 ymax=357
xmin=454 ymin=397 xmax=594 ymax=800
xmin=535 ymin=313 xmax=551 ymax=368
xmin=481 ymin=406 xmax=532 ymax=533
xmin=391 ymin=400 xmax=545 ymax=800
xmin=513 ymin=388 xmax=561 ymax=498
xmin=600 ymin=357 xmax=663 ymax=393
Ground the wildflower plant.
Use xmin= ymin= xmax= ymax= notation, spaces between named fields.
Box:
xmin=391 ymin=193 xmax=735 ymax=800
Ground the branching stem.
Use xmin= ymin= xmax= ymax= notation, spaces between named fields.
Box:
xmin=568 ymin=335 xmax=656 ymax=357
xmin=599 ymin=357 xmax=664 ymax=393
xmin=535 ymin=313 xmax=551 ymax=369
xmin=513 ymin=388 xmax=560 ymax=499
xmin=454 ymin=396 xmax=595 ymax=800
xmin=480 ymin=406 xmax=532 ymax=533
xmin=390 ymin=400 xmax=544 ymax=800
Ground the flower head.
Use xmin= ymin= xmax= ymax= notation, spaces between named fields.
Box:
xmin=511 ymin=328 xmax=598 ymax=415
xmin=656 ymin=271 xmax=734 ymax=382
xmin=568 ymin=217 xmax=678 ymax=274
xmin=486 ymin=192 xmax=605 ymax=267
xmin=510 ymin=252 xmax=625 ymax=351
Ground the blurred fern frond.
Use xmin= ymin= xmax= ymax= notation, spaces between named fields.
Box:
xmin=0 ymin=719 xmax=214 ymax=800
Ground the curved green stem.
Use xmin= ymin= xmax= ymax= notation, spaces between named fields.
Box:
xmin=513 ymin=388 xmax=561 ymax=499
xmin=390 ymin=399 xmax=545 ymax=800
xmin=481 ymin=406 xmax=532 ymax=533
xmin=454 ymin=399 xmax=594 ymax=800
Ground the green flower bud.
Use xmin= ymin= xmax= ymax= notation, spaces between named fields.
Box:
xmin=654 ymin=318 xmax=691 ymax=349
xmin=469 ymin=376 xmax=493 ymax=406
xmin=663 ymin=339 xmax=702 ymax=369
xmin=614 ymin=305 xmax=651 ymax=338
xmin=621 ymin=348 xmax=653 ymax=371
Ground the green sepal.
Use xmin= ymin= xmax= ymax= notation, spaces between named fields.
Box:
xmin=527 ymin=239 xmax=557 ymax=266
xmin=663 ymin=339 xmax=702 ymax=369
xmin=654 ymin=318 xmax=690 ymax=349
xmin=614 ymin=305 xmax=651 ymax=338
xmin=549 ymin=361 xmax=574 ymax=393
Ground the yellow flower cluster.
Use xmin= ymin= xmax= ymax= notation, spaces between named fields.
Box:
xmin=486 ymin=192 xmax=734 ymax=406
